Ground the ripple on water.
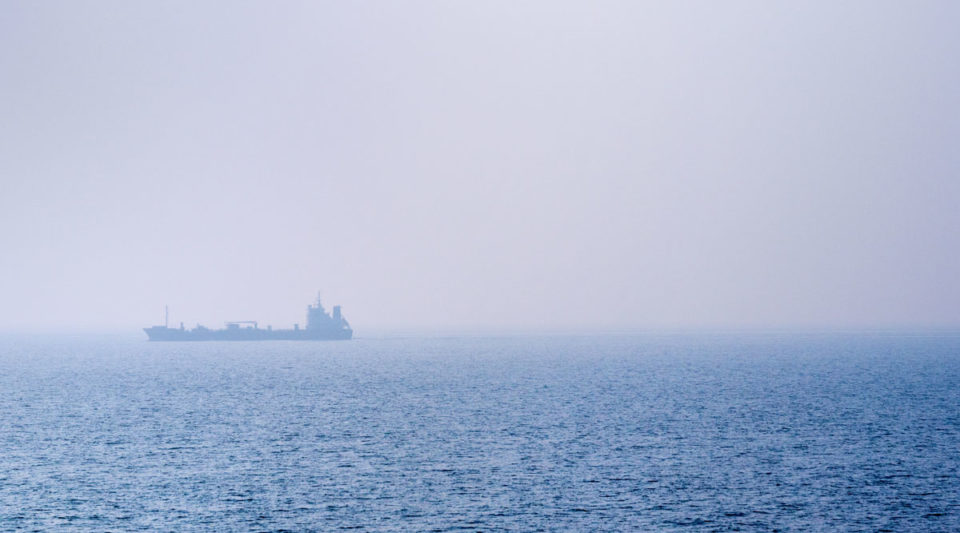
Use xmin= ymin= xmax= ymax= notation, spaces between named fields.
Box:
xmin=0 ymin=333 xmax=958 ymax=530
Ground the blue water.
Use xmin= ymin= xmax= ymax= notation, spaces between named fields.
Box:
xmin=0 ymin=333 xmax=957 ymax=531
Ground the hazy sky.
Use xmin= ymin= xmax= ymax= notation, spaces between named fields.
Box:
xmin=1 ymin=1 xmax=958 ymax=332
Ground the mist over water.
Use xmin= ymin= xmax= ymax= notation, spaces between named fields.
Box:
xmin=1 ymin=2 xmax=959 ymax=332
xmin=2 ymin=3 xmax=959 ymax=531
xmin=1 ymin=333 xmax=958 ymax=530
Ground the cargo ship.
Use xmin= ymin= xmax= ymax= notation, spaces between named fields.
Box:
xmin=144 ymin=295 xmax=353 ymax=341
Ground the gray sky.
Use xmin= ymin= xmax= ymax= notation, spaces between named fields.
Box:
xmin=1 ymin=1 xmax=958 ymax=332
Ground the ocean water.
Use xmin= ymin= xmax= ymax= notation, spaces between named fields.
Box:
xmin=0 ymin=332 xmax=958 ymax=531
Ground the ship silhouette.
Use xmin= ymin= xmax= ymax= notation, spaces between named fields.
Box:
xmin=144 ymin=294 xmax=352 ymax=341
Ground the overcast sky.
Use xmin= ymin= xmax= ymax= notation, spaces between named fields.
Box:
xmin=1 ymin=1 xmax=958 ymax=332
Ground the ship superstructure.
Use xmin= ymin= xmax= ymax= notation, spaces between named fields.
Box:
xmin=143 ymin=294 xmax=353 ymax=341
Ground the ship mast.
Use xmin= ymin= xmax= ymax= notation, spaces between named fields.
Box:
xmin=165 ymin=305 xmax=169 ymax=328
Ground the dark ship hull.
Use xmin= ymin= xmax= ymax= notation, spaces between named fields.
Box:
xmin=144 ymin=295 xmax=353 ymax=341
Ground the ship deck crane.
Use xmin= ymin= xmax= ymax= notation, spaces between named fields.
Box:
xmin=225 ymin=320 xmax=258 ymax=329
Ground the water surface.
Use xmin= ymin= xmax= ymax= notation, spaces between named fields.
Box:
xmin=0 ymin=332 xmax=957 ymax=531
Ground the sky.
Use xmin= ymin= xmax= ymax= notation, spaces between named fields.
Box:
xmin=1 ymin=1 xmax=958 ymax=332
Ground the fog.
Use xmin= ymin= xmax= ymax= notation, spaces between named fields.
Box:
xmin=1 ymin=1 xmax=958 ymax=332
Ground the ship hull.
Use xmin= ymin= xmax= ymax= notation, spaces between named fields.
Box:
xmin=144 ymin=326 xmax=352 ymax=341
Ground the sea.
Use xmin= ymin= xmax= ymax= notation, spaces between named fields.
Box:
xmin=0 ymin=332 xmax=957 ymax=531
